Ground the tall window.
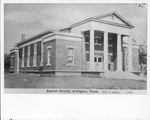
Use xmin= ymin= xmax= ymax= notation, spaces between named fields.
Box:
xmin=108 ymin=37 xmax=113 ymax=53
xmin=85 ymin=34 xmax=90 ymax=62
xmin=108 ymin=53 xmax=113 ymax=63
xmin=21 ymin=47 xmax=24 ymax=68
xmin=94 ymin=31 xmax=104 ymax=51
xmin=67 ymin=46 xmax=75 ymax=66
xmin=108 ymin=53 xmax=113 ymax=71
xmin=11 ymin=56 xmax=14 ymax=68
xmin=33 ymin=43 xmax=37 ymax=67
xmin=47 ymin=46 xmax=52 ymax=66
xmin=94 ymin=36 xmax=103 ymax=51
xmin=94 ymin=36 xmax=101 ymax=45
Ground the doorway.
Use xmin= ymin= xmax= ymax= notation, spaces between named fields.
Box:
xmin=94 ymin=55 xmax=103 ymax=71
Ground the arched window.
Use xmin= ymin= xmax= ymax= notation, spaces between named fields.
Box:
xmin=46 ymin=46 xmax=52 ymax=66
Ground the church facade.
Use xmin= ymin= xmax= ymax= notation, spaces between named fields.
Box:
xmin=9 ymin=12 xmax=141 ymax=79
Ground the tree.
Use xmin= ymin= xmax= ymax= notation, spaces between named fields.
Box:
xmin=139 ymin=43 xmax=147 ymax=74
xmin=4 ymin=53 xmax=10 ymax=73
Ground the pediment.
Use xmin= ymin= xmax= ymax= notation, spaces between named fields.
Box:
xmin=93 ymin=12 xmax=134 ymax=28
xmin=98 ymin=15 xmax=127 ymax=25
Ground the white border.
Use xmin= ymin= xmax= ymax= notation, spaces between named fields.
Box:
xmin=1 ymin=1 xmax=150 ymax=120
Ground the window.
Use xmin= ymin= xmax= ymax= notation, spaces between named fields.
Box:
xmin=85 ymin=35 xmax=90 ymax=43
xmin=11 ymin=56 xmax=14 ymax=68
xmin=108 ymin=37 xmax=113 ymax=47
xmin=67 ymin=46 xmax=75 ymax=66
xmin=108 ymin=53 xmax=114 ymax=71
xmin=108 ymin=37 xmax=113 ymax=53
xmin=68 ymin=48 xmax=74 ymax=64
xmin=85 ymin=43 xmax=90 ymax=51
xmin=108 ymin=46 xmax=113 ymax=53
xmin=108 ymin=54 xmax=113 ymax=63
xmin=94 ymin=56 xmax=102 ymax=63
xmin=98 ymin=57 xmax=102 ymax=62
xmin=47 ymin=46 xmax=52 ymax=66
xmin=86 ymin=51 xmax=90 ymax=62
xmin=94 ymin=36 xmax=102 ymax=45
xmin=85 ymin=35 xmax=90 ymax=51
xmin=85 ymin=34 xmax=90 ymax=61
xmin=94 ymin=57 xmax=97 ymax=62
xmin=94 ymin=36 xmax=103 ymax=51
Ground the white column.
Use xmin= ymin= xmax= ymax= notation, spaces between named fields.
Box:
xmin=22 ymin=47 xmax=24 ymax=67
xmin=27 ymin=45 xmax=30 ymax=67
xmin=16 ymin=47 xmax=19 ymax=73
xmin=40 ymin=40 xmax=43 ymax=66
xmin=128 ymin=36 xmax=133 ymax=72
xmin=117 ymin=34 xmax=122 ymax=71
xmin=33 ymin=43 xmax=37 ymax=67
xmin=89 ymin=29 xmax=95 ymax=71
xmin=104 ymin=31 xmax=108 ymax=71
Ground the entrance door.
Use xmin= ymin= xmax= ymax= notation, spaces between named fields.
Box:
xmin=94 ymin=55 xmax=103 ymax=71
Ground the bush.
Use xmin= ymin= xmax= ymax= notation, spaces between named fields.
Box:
xmin=139 ymin=44 xmax=147 ymax=75
xmin=4 ymin=53 xmax=10 ymax=73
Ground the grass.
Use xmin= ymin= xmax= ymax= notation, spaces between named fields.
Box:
xmin=4 ymin=73 xmax=147 ymax=90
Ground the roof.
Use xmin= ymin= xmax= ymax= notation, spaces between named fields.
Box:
xmin=16 ymin=11 xmax=134 ymax=46
xmin=16 ymin=29 xmax=55 ymax=46
xmin=70 ymin=11 xmax=134 ymax=29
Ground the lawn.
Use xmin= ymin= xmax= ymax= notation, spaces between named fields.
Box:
xmin=4 ymin=73 xmax=147 ymax=90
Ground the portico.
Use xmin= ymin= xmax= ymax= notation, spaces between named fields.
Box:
xmin=88 ymin=29 xmax=133 ymax=73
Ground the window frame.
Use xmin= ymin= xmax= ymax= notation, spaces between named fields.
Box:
xmin=108 ymin=53 xmax=113 ymax=63
xmin=108 ymin=37 xmax=113 ymax=47
xmin=85 ymin=51 xmax=90 ymax=62
xmin=11 ymin=56 xmax=14 ymax=68
xmin=46 ymin=46 xmax=52 ymax=67
xmin=94 ymin=55 xmax=103 ymax=63
xmin=85 ymin=34 xmax=90 ymax=62
xmin=85 ymin=35 xmax=90 ymax=44
xmin=94 ymin=36 xmax=102 ymax=46
xmin=66 ymin=46 xmax=76 ymax=66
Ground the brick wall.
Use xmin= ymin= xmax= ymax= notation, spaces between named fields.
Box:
xmin=55 ymin=39 xmax=82 ymax=71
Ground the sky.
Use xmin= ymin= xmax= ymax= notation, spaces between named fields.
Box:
xmin=4 ymin=3 xmax=147 ymax=53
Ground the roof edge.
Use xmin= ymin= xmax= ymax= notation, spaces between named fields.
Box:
xmin=93 ymin=11 xmax=134 ymax=28
xmin=70 ymin=17 xmax=134 ymax=29
xmin=16 ymin=29 xmax=55 ymax=46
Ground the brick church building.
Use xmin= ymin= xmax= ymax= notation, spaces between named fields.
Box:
xmin=9 ymin=12 xmax=142 ymax=79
